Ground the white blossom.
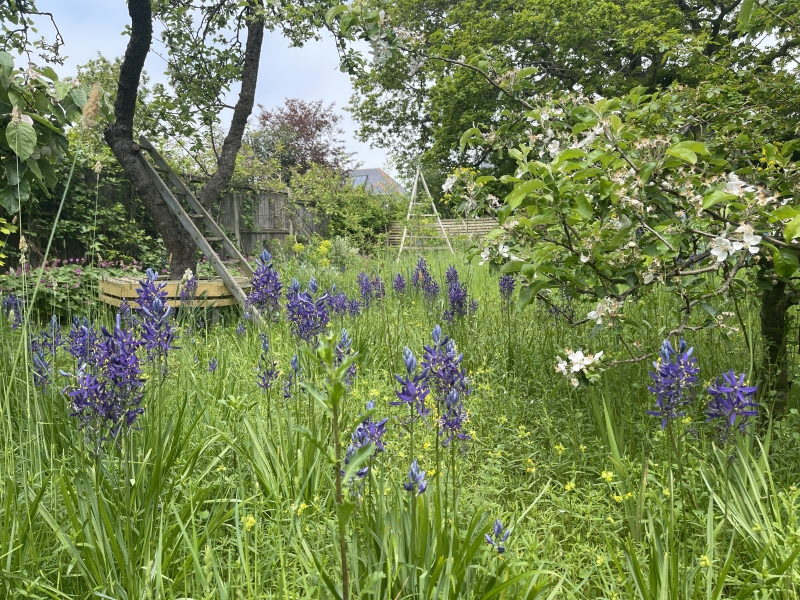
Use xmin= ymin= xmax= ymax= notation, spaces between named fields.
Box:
xmin=709 ymin=236 xmax=743 ymax=262
xmin=442 ymin=175 xmax=457 ymax=193
xmin=479 ymin=248 xmax=491 ymax=265
xmin=725 ymin=173 xmax=755 ymax=196
xmin=735 ymin=223 xmax=761 ymax=254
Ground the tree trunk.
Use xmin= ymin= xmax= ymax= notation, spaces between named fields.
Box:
xmin=104 ymin=0 xmax=264 ymax=277
xmin=760 ymin=280 xmax=791 ymax=417
xmin=196 ymin=5 xmax=264 ymax=212
xmin=104 ymin=0 xmax=196 ymax=276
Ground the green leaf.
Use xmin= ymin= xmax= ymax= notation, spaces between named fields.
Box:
xmin=325 ymin=4 xmax=348 ymax=25
xmin=0 ymin=179 xmax=29 ymax=214
xmin=517 ymin=280 xmax=549 ymax=308
xmin=556 ymin=148 xmax=587 ymax=163
xmin=784 ymin=215 xmax=800 ymax=242
xmin=770 ymin=205 xmax=799 ymax=220
xmin=68 ymin=88 xmax=87 ymax=108
xmin=666 ymin=146 xmax=697 ymax=164
xmin=6 ymin=121 xmax=37 ymax=162
xmin=738 ymin=0 xmax=755 ymax=30
xmin=672 ymin=140 xmax=710 ymax=155
xmin=506 ymin=179 xmax=545 ymax=209
xmin=459 ymin=127 xmax=481 ymax=152
xmin=40 ymin=66 xmax=58 ymax=81
xmin=702 ymin=190 xmax=737 ymax=210
xmin=573 ymin=195 xmax=593 ymax=219
xmin=774 ymin=248 xmax=798 ymax=278
xmin=342 ymin=443 xmax=375 ymax=485
xmin=0 ymin=51 xmax=12 ymax=73
xmin=475 ymin=175 xmax=496 ymax=184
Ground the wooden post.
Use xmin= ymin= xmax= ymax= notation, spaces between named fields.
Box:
xmin=232 ymin=191 xmax=241 ymax=246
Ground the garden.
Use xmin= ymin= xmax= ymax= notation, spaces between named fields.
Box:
xmin=4 ymin=0 xmax=800 ymax=598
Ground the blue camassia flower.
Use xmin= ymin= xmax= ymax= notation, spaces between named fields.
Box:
xmin=647 ymin=338 xmax=699 ymax=429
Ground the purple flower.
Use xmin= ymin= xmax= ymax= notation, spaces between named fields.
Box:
xmin=335 ymin=328 xmax=357 ymax=384
xmin=283 ymin=354 xmax=300 ymax=399
xmin=347 ymin=299 xmax=361 ymax=317
xmin=391 ymin=347 xmax=431 ymax=418
xmin=343 ymin=400 xmax=388 ymax=481
xmin=357 ymin=271 xmax=386 ymax=308
xmin=65 ymin=314 xmax=145 ymax=441
xmin=706 ymin=370 xmax=759 ymax=441
xmin=439 ymin=388 xmax=469 ymax=446
xmin=286 ymin=279 xmax=330 ymax=343
xmin=647 ymin=338 xmax=700 ymax=429
xmin=136 ymin=270 xmax=177 ymax=361
xmin=443 ymin=266 xmax=477 ymax=323
xmin=2 ymin=293 xmax=23 ymax=329
xmin=236 ymin=322 xmax=247 ymax=336
xmin=208 ymin=358 xmax=218 ymax=373
xmin=67 ymin=316 xmax=99 ymax=367
xmin=327 ymin=290 xmax=349 ymax=316
xmin=393 ymin=273 xmax=406 ymax=294
xmin=29 ymin=316 xmax=63 ymax=390
xmin=421 ymin=325 xmax=470 ymax=401
xmin=257 ymin=334 xmax=279 ymax=391
xmin=117 ymin=299 xmax=135 ymax=330
xmin=499 ymin=275 xmax=515 ymax=302
xmin=403 ymin=459 xmax=427 ymax=495
xmin=412 ymin=257 xmax=440 ymax=300
xmin=352 ymin=400 xmax=388 ymax=453
xmin=484 ymin=519 xmax=510 ymax=554
xmin=247 ymin=250 xmax=283 ymax=316
xmin=179 ymin=270 xmax=198 ymax=304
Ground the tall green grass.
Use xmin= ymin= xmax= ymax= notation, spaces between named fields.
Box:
xmin=1 ymin=244 xmax=799 ymax=597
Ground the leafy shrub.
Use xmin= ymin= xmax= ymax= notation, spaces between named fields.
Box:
xmin=290 ymin=164 xmax=400 ymax=254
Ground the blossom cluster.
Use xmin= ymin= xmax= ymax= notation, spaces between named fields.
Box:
xmin=555 ymin=348 xmax=603 ymax=387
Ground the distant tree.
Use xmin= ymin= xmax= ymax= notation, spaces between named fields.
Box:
xmin=249 ymin=98 xmax=352 ymax=182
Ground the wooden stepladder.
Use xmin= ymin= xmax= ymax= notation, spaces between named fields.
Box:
xmin=136 ymin=135 xmax=263 ymax=324
xmin=396 ymin=165 xmax=454 ymax=261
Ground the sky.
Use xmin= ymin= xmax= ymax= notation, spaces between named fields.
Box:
xmin=35 ymin=0 xmax=392 ymax=172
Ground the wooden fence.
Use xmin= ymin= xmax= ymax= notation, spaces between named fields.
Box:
xmin=216 ymin=189 xmax=326 ymax=255
xmin=387 ymin=217 xmax=498 ymax=246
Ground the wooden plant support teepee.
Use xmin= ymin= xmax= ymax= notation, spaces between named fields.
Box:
xmin=396 ymin=165 xmax=454 ymax=261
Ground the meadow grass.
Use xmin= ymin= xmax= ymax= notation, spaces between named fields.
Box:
xmin=1 ymin=247 xmax=799 ymax=598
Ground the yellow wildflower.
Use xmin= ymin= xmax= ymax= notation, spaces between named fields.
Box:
xmin=243 ymin=515 xmax=256 ymax=532
xmin=296 ymin=502 xmax=308 ymax=516
xmin=601 ymin=470 xmax=614 ymax=483
xmin=699 ymin=555 xmax=711 ymax=568
xmin=554 ymin=444 xmax=565 ymax=455
xmin=565 ymin=481 xmax=576 ymax=492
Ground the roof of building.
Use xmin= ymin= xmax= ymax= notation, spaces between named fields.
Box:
xmin=349 ymin=168 xmax=406 ymax=195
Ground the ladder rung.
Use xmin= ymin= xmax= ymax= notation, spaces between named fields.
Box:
xmin=419 ymin=213 xmax=437 ymax=217
xmin=206 ymin=237 xmax=223 ymax=242
xmin=189 ymin=213 xmax=204 ymax=218
xmin=406 ymin=236 xmax=444 ymax=239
